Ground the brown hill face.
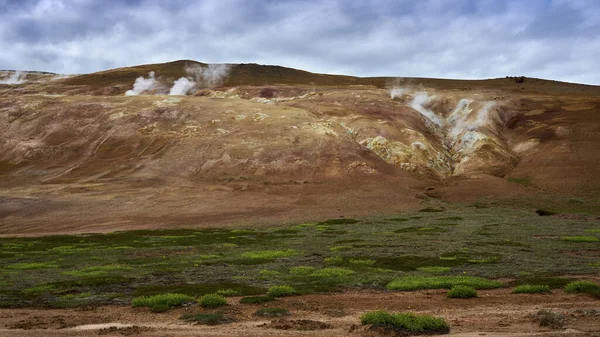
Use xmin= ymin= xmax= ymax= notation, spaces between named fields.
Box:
xmin=0 ymin=62 xmax=599 ymax=235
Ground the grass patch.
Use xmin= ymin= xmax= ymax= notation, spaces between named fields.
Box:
xmin=360 ymin=310 xmax=449 ymax=335
xmin=199 ymin=293 xmax=228 ymax=308
xmin=132 ymin=293 xmax=194 ymax=309
xmin=329 ymin=246 xmax=352 ymax=252
xmin=562 ymin=236 xmax=599 ymax=243
xmin=564 ymin=280 xmax=600 ymax=296
xmin=387 ymin=276 xmax=502 ymax=291
xmin=7 ymin=262 xmax=59 ymax=270
xmin=132 ymin=283 xmax=263 ymax=297
xmin=310 ymin=267 xmax=354 ymax=278
xmin=417 ymin=266 xmax=451 ymax=273
xmin=216 ymin=289 xmax=240 ymax=297
xmin=254 ymin=307 xmax=290 ymax=317
xmin=268 ymin=285 xmax=297 ymax=297
xmin=23 ymin=284 xmax=55 ymax=295
xmin=239 ymin=296 xmax=274 ymax=304
xmin=181 ymin=312 xmax=229 ymax=325
xmin=240 ymin=249 xmax=299 ymax=259
xmin=585 ymin=229 xmax=600 ymax=233
xmin=349 ymin=259 xmax=376 ymax=266
xmin=512 ymin=284 xmax=551 ymax=294
xmin=447 ymin=285 xmax=477 ymax=298
xmin=289 ymin=266 xmax=315 ymax=275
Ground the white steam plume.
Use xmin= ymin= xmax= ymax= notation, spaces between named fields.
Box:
xmin=185 ymin=64 xmax=231 ymax=88
xmin=410 ymin=92 xmax=443 ymax=126
xmin=169 ymin=77 xmax=196 ymax=95
xmin=125 ymin=71 xmax=157 ymax=96
xmin=390 ymin=87 xmax=405 ymax=99
xmin=0 ymin=71 xmax=26 ymax=85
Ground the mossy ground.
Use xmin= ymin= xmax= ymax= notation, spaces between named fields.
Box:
xmin=0 ymin=206 xmax=598 ymax=307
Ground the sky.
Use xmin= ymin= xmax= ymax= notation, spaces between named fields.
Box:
xmin=0 ymin=0 xmax=599 ymax=84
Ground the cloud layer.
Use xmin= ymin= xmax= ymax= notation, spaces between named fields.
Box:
xmin=1 ymin=0 xmax=599 ymax=84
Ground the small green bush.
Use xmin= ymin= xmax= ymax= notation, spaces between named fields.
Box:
xmin=387 ymin=276 xmax=502 ymax=291
xmin=564 ymin=280 xmax=600 ymax=296
xmin=267 ymin=285 xmax=297 ymax=297
xmin=447 ymin=285 xmax=477 ymax=298
xmin=417 ymin=266 xmax=451 ymax=273
xmin=512 ymin=284 xmax=551 ymax=294
xmin=360 ymin=310 xmax=449 ymax=334
xmin=289 ymin=266 xmax=315 ymax=275
xmin=132 ymin=293 xmax=194 ymax=308
xmin=181 ymin=312 xmax=228 ymax=325
xmin=349 ymin=259 xmax=376 ymax=266
xmin=254 ymin=307 xmax=290 ymax=317
xmin=239 ymin=296 xmax=274 ymax=304
xmin=199 ymin=293 xmax=228 ymax=308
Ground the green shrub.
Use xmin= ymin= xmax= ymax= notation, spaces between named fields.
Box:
xmin=387 ymin=276 xmax=502 ymax=291
xmin=267 ymin=285 xmax=297 ymax=297
xmin=289 ymin=266 xmax=315 ymax=275
xmin=131 ymin=293 xmax=194 ymax=308
xmin=417 ymin=266 xmax=451 ymax=273
xmin=512 ymin=284 xmax=551 ymax=294
xmin=311 ymin=267 xmax=354 ymax=278
xmin=199 ymin=293 xmax=228 ymax=308
xmin=360 ymin=310 xmax=449 ymax=334
xmin=254 ymin=307 xmax=290 ymax=317
xmin=564 ymin=280 xmax=600 ymax=296
xmin=181 ymin=312 xmax=228 ymax=325
xmin=239 ymin=296 xmax=274 ymax=304
xmin=447 ymin=285 xmax=477 ymax=298
xmin=562 ymin=236 xmax=599 ymax=243
xmin=258 ymin=269 xmax=281 ymax=278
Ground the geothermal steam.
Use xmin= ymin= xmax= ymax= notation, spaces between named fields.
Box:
xmin=169 ymin=77 xmax=196 ymax=95
xmin=125 ymin=71 xmax=157 ymax=96
xmin=0 ymin=71 xmax=26 ymax=85
xmin=409 ymin=92 xmax=443 ymax=126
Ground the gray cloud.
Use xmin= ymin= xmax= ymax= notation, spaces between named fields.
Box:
xmin=0 ymin=0 xmax=598 ymax=84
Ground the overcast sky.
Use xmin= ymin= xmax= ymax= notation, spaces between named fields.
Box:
xmin=1 ymin=0 xmax=599 ymax=84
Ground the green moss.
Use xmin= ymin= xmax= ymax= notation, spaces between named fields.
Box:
xmin=562 ymin=236 xmax=599 ymax=243
xmin=216 ymin=289 xmax=240 ymax=296
xmin=329 ymin=246 xmax=352 ymax=252
xmin=310 ymin=267 xmax=354 ymax=278
xmin=267 ymin=285 xmax=297 ymax=297
xmin=289 ymin=266 xmax=316 ymax=275
xmin=7 ymin=262 xmax=59 ymax=270
xmin=348 ymin=259 xmax=376 ymax=266
xmin=447 ymin=285 xmax=477 ymax=298
xmin=360 ymin=310 xmax=449 ymax=334
xmin=132 ymin=293 xmax=194 ymax=308
xmin=23 ymin=284 xmax=55 ymax=294
xmin=239 ymin=249 xmax=299 ymax=259
xmin=199 ymin=293 xmax=228 ymax=308
xmin=133 ymin=283 xmax=263 ymax=297
xmin=564 ymin=281 xmax=600 ymax=296
xmin=417 ymin=266 xmax=451 ymax=273
xmin=387 ymin=276 xmax=502 ymax=291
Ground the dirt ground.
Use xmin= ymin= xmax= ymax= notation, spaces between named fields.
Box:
xmin=0 ymin=289 xmax=598 ymax=336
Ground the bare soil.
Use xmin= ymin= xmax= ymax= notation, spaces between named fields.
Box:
xmin=0 ymin=289 xmax=598 ymax=336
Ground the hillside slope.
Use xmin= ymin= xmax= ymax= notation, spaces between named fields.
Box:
xmin=0 ymin=61 xmax=599 ymax=235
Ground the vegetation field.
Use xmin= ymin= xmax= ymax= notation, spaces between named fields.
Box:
xmin=0 ymin=206 xmax=598 ymax=308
